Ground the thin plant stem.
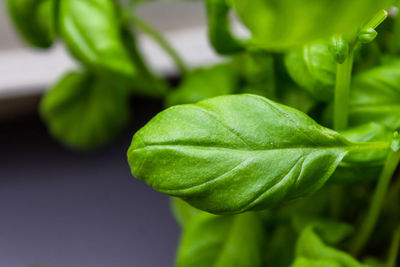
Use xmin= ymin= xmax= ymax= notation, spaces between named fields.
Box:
xmin=333 ymin=48 xmax=354 ymax=131
xmin=350 ymin=150 xmax=400 ymax=256
xmin=386 ymin=225 xmax=400 ymax=267
xmin=130 ymin=15 xmax=189 ymax=76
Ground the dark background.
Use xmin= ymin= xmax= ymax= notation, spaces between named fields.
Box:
xmin=0 ymin=96 xmax=180 ymax=267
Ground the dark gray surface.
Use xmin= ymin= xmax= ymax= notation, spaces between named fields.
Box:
xmin=0 ymin=98 xmax=180 ymax=267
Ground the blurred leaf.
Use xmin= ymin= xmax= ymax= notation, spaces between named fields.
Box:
xmin=40 ymin=71 xmax=131 ymax=150
xmin=7 ymin=0 xmax=56 ymax=48
xmin=165 ymin=64 xmax=237 ymax=106
xmin=176 ymin=212 xmax=265 ymax=267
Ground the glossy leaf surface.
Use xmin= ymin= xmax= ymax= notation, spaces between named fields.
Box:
xmin=128 ymin=94 xmax=356 ymax=214
xmin=40 ymin=71 xmax=130 ymax=149
xmin=176 ymin=212 xmax=265 ymax=267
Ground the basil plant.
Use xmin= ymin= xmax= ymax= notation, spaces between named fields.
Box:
xmin=7 ymin=0 xmax=400 ymax=266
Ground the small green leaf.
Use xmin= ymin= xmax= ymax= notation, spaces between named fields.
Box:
xmin=176 ymin=212 xmax=265 ymax=267
xmin=349 ymin=62 xmax=400 ymax=130
xmin=165 ymin=64 xmax=237 ymax=107
xmin=7 ymin=0 xmax=56 ymax=48
xmin=128 ymin=94 xmax=361 ymax=214
xmin=59 ymin=0 xmax=135 ymax=76
xmin=40 ymin=71 xmax=130 ymax=150
xmin=293 ymin=227 xmax=369 ymax=267
xmin=285 ymin=41 xmax=337 ymax=102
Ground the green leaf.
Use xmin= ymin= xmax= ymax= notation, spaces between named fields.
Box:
xmin=330 ymin=123 xmax=391 ymax=184
xmin=127 ymin=94 xmax=362 ymax=214
xmin=230 ymin=0 xmax=390 ymax=50
xmin=293 ymin=227 xmax=369 ymax=267
xmin=59 ymin=0 xmax=135 ymax=76
xmin=349 ymin=62 xmax=400 ymax=130
xmin=176 ymin=212 xmax=265 ymax=267
xmin=40 ymin=71 xmax=131 ymax=150
xmin=285 ymin=41 xmax=337 ymax=102
xmin=170 ymin=197 xmax=202 ymax=228
xmin=7 ymin=0 xmax=56 ymax=48
xmin=165 ymin=64 xmax=237 ymax=107
xmin=205 ymin=0 xmax=244 ymax=54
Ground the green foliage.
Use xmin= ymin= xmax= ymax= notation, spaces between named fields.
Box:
xmin=285 ymin=41 xmax=337 ymax=101
xmin=7 ymin=0 xmax=400 ymax=266
xmin=349 ymin=62 xmax=400 ymax=130
xmin=230 ymin=0 xmax=390 ymax=49
xmin=59 ymin=0 xmax=135 ymax=76
xmin=7 ymin=0 xmax=56 ymax=48
xmin=292 ymin=227 xmax=368 ymax=267
xmin=127 ymin=94 xmax=387 ymax=214
xmin=205 ymin=0 xmax=244 ymax=54
xmin=40 ymin=71 xmax=131 ymax=149
xmin=176 ymin=212 xmax=265 ymax=267
xmin=165 ymin=64 xmax=237 ymax=107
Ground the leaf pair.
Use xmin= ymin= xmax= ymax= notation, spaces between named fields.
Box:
xmin=128 ymin=94 xmax=387 ymax=214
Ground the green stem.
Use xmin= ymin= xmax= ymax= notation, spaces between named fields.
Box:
xmin=333 ymin=48 xmax=354 ymax=131
xmin=363 ymin=9 xmax=388 ymax=30
xmin=387 ymin=225 xmax=400 ymax=267
xmin=350 ymin=149 xmax=400 ymax=256
xmin=130 ymin=15 xmax=189 ymax=76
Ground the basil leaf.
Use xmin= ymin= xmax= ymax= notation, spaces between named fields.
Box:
xmin=165 ymin=64 xmax=237 ymax=107
xmin=349 ymin=62 xmax=400 ymax=130
xmin=293 ymin=227 xmax=369 ymax=267
xmin=7 ymin=0 xmax=56 ymax=48
xmin=40 ymin=71 xmax=130 ymax=149
xmin=128 ymin=94 xmax=357 ymax=214
xmin=59 ymin=0 xmax=135 ymax=76
xmin=285 ymin=41 xmax=337 ymax=102
xmin=176 ymin=212 xmax=265 ymax=267
xmin=230 ymin=0 xmax=390 ymax=49
xmin=170 ymin=197 xmax=202 ymax=228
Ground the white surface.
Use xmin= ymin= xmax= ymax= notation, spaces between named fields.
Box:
xmin=0 ymin=26 xmax=222 ymax=99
